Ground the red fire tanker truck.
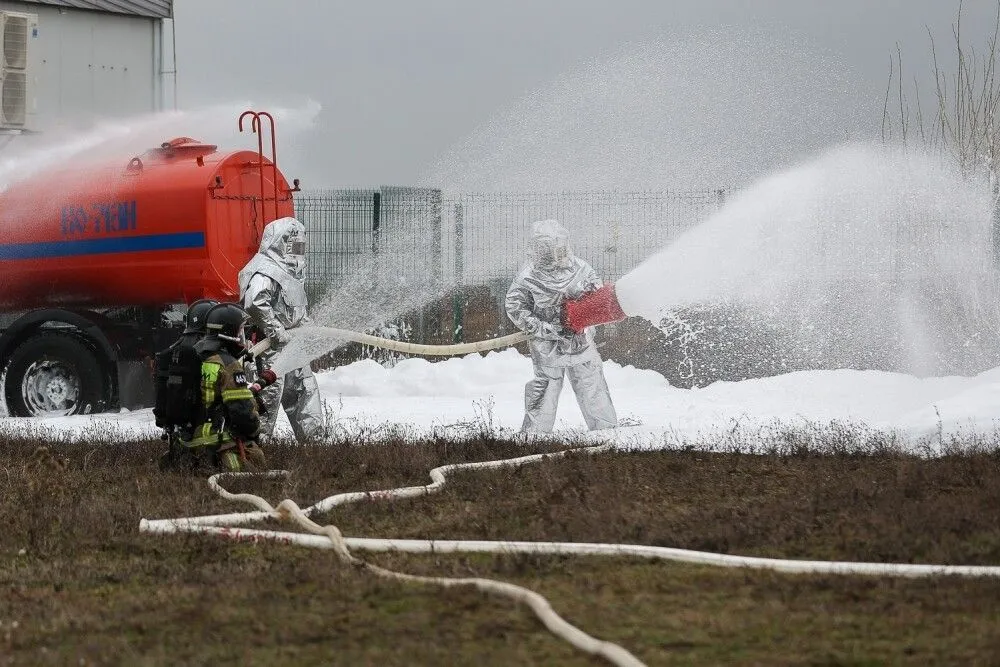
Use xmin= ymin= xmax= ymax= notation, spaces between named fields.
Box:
xmin=0 ymin=110 xmax=297 ymax=417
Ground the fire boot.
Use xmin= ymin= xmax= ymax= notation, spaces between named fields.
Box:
xmin=562 ymin=283 xmax=627 ymax=333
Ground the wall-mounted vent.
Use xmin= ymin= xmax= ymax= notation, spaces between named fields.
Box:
xmin=1 ymin=70 xmax=26 ymax=125
xmin=0 ymin=12 xmax=37 ymax=130
xmin=2 ymin=13 xmax=28 ymax=70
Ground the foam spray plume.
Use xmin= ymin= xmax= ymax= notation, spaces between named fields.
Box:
xmin=0 ymin=101 xmax=321 ymax=192
xmin=277 ymin=28 xmax=873 ymax=374
xmin=613 ymin=144 xmax=1000 ymax=379
xmin=426 ymin=29 xmax=870 ymax=193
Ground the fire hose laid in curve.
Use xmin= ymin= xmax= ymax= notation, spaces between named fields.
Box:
xmin=140 ymin=440 xmax=1000 ymax=666
xmin=141 ymin=444 xmax=646 ymax=667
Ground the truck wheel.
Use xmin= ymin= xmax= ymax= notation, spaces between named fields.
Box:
xmin=4 ymin=333 xmax=108 ymax=417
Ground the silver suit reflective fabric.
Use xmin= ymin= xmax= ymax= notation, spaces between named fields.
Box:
xmin=238 ymin=217 xmax=309 ymax=339
xmin=505 ymin=219 xmax=618 ymax=433
xmin=239 ymin=217 xmax=326 ymax=442
xmin=256 ymin=365 xmax=325 ymax=443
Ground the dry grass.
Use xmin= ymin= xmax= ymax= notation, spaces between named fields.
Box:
xmin=2 ymin=428 xmax=1000 ymax=666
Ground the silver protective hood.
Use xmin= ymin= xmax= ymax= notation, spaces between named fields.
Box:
xmin=505 ymin=219 xmax=604 ymax=368
xmin=239 ymin=217 xmax=310 ymax=337
xmin=529 ymin=219 xmax=573 ymax=270
xmin=238 ymin=218 xmax=309 ymax=311
xmin=260 ymin=216 xmax=307 ymax=278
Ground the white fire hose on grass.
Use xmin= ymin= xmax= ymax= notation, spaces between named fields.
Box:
xmin=143 ymin=444 xmax=646 ymax=666
xmin=140 ymin=443 xmax=1000 ymax=667
xmin=141 ymin=331 xmax=1000 ymax=667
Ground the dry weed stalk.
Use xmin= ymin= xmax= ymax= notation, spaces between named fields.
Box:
xmin=883 ymin=0 xmax=1000 ymax=181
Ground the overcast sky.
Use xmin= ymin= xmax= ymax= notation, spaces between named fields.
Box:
xmin=173 ymin=0 xmax=1000 ymax=190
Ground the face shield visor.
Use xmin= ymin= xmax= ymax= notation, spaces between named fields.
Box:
xmin=533 ymin=236 xmax=570 ymax=266
xmin=283 ymin=232 xmax=307 ymax=273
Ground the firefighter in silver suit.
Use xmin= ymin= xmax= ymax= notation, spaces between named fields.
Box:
xmin=505 ymin=219 xmax=618 ymax=434
xmin=238 ymin=217 xmax=326 ymax=442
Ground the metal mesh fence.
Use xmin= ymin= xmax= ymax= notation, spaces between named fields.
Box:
xmin=296 ymin=188 xmax=377 ymax=302
xmin=296 ymin=188 xmax=727 ymax=298
xmin=452 ymin=190 xmax=726 ymax=284
xmin=294 ymin=187 xmax=727 ymax=346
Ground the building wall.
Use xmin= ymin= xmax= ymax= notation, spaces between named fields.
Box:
xmin=21 ymin=1 xmax=170 ymax=19
xmin=0 ymin=0 xmax=165 ymax=132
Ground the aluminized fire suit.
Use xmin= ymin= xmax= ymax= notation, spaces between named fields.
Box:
xmin=505 ymin=219 xmax=618 ymax=434
xmin=238 ymin=217 xmax=326 ymax=442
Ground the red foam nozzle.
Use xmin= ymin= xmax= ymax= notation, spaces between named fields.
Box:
xmin=562 ymin=283 xmax=627 ymax=333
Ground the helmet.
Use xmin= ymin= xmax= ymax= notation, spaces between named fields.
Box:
xmin=183 ymin=298 xmax=219 ymax=334
xmin=204 ymin=303 xmax=251 ymax=350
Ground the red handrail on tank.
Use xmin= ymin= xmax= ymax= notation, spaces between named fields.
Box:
xmin=238 ymin=109 xmax=280 ymax=223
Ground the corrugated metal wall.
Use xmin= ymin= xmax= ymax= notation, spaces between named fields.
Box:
xmin=16 ymin=0 xmax=170 ymax=18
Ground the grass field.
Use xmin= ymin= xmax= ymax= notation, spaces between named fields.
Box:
xmin=3 ymin=428 xmax=1000 ymax=666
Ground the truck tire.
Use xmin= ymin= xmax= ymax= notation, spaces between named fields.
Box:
xmin=4 ymin=333 xmax=108 ymax=417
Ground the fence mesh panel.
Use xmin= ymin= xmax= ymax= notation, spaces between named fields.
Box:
xmin=296 ymin=188 xmax=726 ymax=298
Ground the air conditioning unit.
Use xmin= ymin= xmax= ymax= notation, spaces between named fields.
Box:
xmin=0 ymin=69 xmax=25 ymax=125
xmin=3 ymin=12 xmax=29 ymax=70
xmin=0 ymin=11 xmax=37 ymax=131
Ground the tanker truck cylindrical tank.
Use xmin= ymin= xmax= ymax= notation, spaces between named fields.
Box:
xmin=0 ymin=138 xmax=295 ymax=310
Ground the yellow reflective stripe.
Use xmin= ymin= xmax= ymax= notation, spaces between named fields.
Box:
xmin=185 ymin=423 xmax=232 ymax=447
xmin=193 ymin=423 xmax=213 ymax=444
xmin=202 ymin=361 xmax=221 ymax=404
xmin=221 ymin=451 xmax=241 ymax=472
xmin=222 ymin=388 xmax=254 ymax=402
xmin=184 ymin=439 xmax=216 ymax=449
xmin=187 ymin=432 xmax=234 ymax=448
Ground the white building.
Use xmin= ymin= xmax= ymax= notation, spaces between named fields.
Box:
xmin=0 ymin=0 xmax=173 ymax=133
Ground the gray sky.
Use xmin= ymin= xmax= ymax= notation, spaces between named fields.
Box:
xmin=174 ymin=0 xmax=1000 ymax=190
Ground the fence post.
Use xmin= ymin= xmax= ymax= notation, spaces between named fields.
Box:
xmin=431 ymin=192 xmax=443 ymax=288
xmin=371 ymin=191 xmax=381 ymax=252
xmin=428 ymin=191 xmax=443 ymax=341
xmin=453 ymin=202 xmax=464 ymax=343
xmin=495 ymin=278 xmax=510 ymax=337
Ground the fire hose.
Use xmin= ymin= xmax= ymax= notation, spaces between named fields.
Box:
xmin=247 ymin=329 xmax=531 ymax=359
xmin=243 ymin=283 xmax=628 ymax=361
xmin=143 ymin=285 xmax=1000 ymax=664
xmin=140 ymin=439 xmax=1000 ymax=666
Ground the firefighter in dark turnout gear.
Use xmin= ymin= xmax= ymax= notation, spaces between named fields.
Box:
xmin=187 ymin=303 xmax=266 ymax=472
xmin=155 ymin=299 xmax=218 ymax=470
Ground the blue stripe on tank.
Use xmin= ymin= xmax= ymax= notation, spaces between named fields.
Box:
xmin=0 ymin=232 xmax=206 ymax=260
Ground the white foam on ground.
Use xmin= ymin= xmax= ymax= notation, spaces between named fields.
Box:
xmin=3 ymin=349 xmax=997 ymax=451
